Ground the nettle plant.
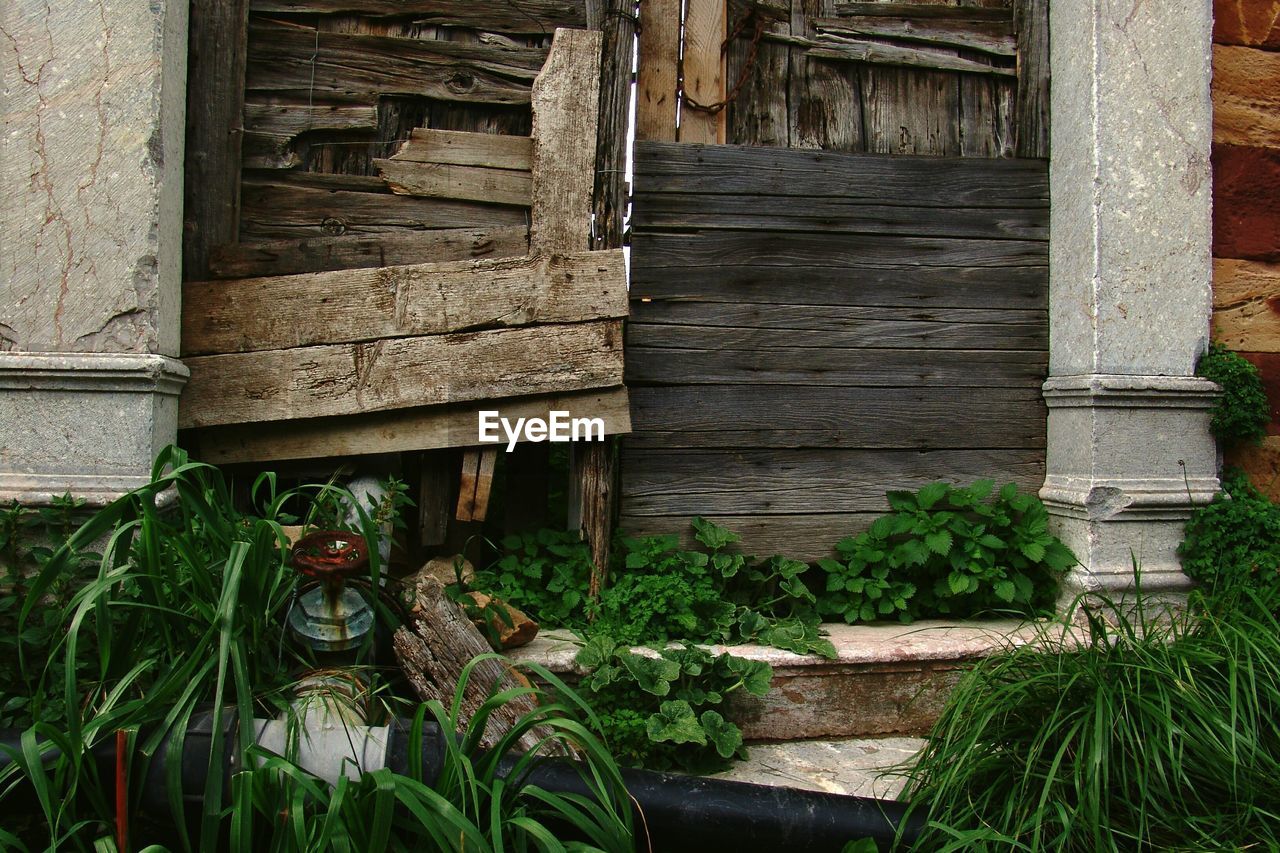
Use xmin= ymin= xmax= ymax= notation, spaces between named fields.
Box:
xmin=818 ymin=480 xmax=1076 ymax=624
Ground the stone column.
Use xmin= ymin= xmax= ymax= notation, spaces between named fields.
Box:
xmin=1 ymin=0 xmax=189 ymax=505
xmin=1042 ymin=0 xmax=1219 ymax=594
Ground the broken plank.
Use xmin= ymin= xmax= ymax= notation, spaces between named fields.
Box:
xmin=636 ymin=0 xmax=680 ymax=141
xmin=185 ymin=387 xmax=633 ymax=464
xmin=807 ymin=38 xmax=1016 ymax=77
xmin=178 ymin=320 xmax=625 ymax=428
xmin=389 ymin=128 xmax=534 ymax=170
xmin=183 ymin=249 xmax=626 ymax=354
xmin=208 ymin=226 xmax=529 ymax=278
xmin=375 ymin=159 xmax=532 ymax=205
xmin=456 ymin=449 xmax=498 ymax=522
xmin=249 ymin=0 xmax=588 ymax=31
xmin=241 ymin=102 xmax=378 ymax=168
xmin=832 ymin=2 xmax=1013 ymax=21
xmin=813 ymin=17 xmax=1016 ymax=57
xmin=531 ymin=28 xmax=603 ymax=254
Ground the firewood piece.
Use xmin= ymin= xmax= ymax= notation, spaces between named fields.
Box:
xmin=465 ymin=592 xmax=539 ymax=649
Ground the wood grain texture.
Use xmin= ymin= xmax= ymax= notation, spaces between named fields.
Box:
xmin=530 ymin=28 xmax=602 ymax=254
xmin=1013 ymin=0 xmax=1050 ymax=158
xmin=208 ymin=226 xmax=529 ymax=279
xmin=813 ymin=17 xmax=1015 ymax=57
xmin=184 ymin=250 xmax=627 ymax=354
xmin=790 ymin=0 xmax=863 ymax=152
xmin=184 ymin=0 xmax=251 ymax=280
xmin=249 ymin=0 xmax=588 ymax=31
xmin=456 ymin=449 xmax=498 ymax=521
xmin=388 ymin=128 xmax=534 ymax=169
xmin=727 ymin=6 xmax=791 ymax=146
xmin=178 ymin=320 xmax=624 ymax=428
xmin=807 ymin=38 xmax=1016 ymax=77
xmin=590 ymin=0 xmax=639 ymax=250
xmin=680 ymin=0 xmax=727 ymax=144
xmin=636 ymin=0 xmax=680 ymax=141
xmin=374 ymin=159 xmax=532 ymax=205
xmin=186 ymin=388 xmax=633 ymax=464
xmin=832 ymin=2 xmax=1012 ymax=21
xmin=241 ymin=103 xmax=378 ymax=169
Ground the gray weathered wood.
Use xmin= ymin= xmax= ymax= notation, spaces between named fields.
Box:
xmin=184 ymin=250 xmax=626 ymax=355
xmin=208 ymin=226 xmax=529 ymax=279
xmin=374 ymin=159 xmax=532 ymax=206
xmin=727 ymin=7 xmax=791 ymax=146
xmin=530 ymin=29 xmax=602 ymax=254
xmin=249 ymin=0 xmax=587 ymax=31
xmin=591 ymin=0 xmax=638 ymax=250
xmin=1014 ymin=0 xmax=1050 ymax=159
xmin=813 ymin=17 xmax=1015 ymax=57
xmin=388 ymin=128 xmax=534 ymax=170
xmin=631 ymin=301 xmax=1047 ymax=328
xmin=241 ymin=102 xmax=378 ymax=169
xmin=178 ymin=320 xmax=625 ymax=428
xmin=184 ymin=0 xmax=251 ymax=281
xmin=832 ymin=2 xmax=1013 ymax=21
xmin=416 ymin=451 xmax=453 ymax=548
xmin=790 ymin=0 xmax=864 ymax=153
xmin=568 ymin=442 xmax=615 ymax=598
xmin=807 ymin=38 xmax=1016 ymax=78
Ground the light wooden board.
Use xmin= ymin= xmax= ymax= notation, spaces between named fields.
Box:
xmin=184 ymin=249 xmax=627 ymax=355
xmin=636 ymin=0 xmax=680 ymax=141
xmin=456 ymin=449 xmax=498 ymax=521
xmin=679 ymin=0 xmax=727 ymax=144
xmin=389 ymin=128 xmax=534 ymax=170
xmin=374 ymin=159 xmax=532 ymax=206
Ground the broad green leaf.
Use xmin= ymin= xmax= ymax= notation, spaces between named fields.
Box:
xmin=993 ymin=579 xmax=1017 ymax=602
xmin=699 ymin=710 xmax=744 ymax=759
xmin=948 ymin=571 xmax=970 ymax=595
xmin=916 ymin=482 xmax=949 ymax=510
xmin=645 ymin=700 xmax=706 ymax=745
xmin=618 ymin=652 xmax=680 ymax=696
xmin=691 ymin=517 xmax=741 ymax=551
xmin=924 ymin=529 xmax=954 ymax=556
xmin=724 ymin=656 xmax=774 ymax=696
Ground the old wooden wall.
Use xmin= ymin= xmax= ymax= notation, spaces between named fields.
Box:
xmin=622 ymin=0 xmax=1050 ymax=560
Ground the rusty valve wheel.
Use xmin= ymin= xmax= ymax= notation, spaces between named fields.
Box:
xmin=290 ymin=530 xmax=369 ymax=583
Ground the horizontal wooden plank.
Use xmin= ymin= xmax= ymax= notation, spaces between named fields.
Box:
xmin=391 ymin=128 xmax=533 ymax=169
xmin=245 ymin=22 xmax=546 ymax=104
xmin=208 ymin=226 xmax=529 ymax=278
xmin=629 ymin=301 xmax=1046 ymax=329
xmin=617 ymin=513 xmax=883 ymax=562
xmin=620 ymin=448 xmax=1046 ymax=515
xmin=374 ymin=159 xmax=532 ymax=206
xmin=187 ymin=387 xmax=631 ymax=464
xmin=806 ymin=38 xmax=1016 ymax=77
xmin=630 ymin=230 xmax=1047 ymax=270
xmin=632 ymin=193 xmax=1047 ymax=240
xmin=242 ymin=103 xmax=378 ymax=169
xmin=184 ymin=250 xmax=627 ymax=354
xmin=634 ymin=142 xmax=1048 ymax=204
xmin=624 ymin=341 xmax=1047 ymax=387
xmin=248 ymin=0 xmax=587 ymax=31
xmin=179 ymin=320 xmax=624 ymax=428
xmin=832 ymin=2 xmax=1012 ymax=21
xmin=627 ymin=313 xmax=1045 ymax=351
xmin=628 ymin=263 xmax=1048 ymax=310
xmin=812 ymin=17 xmax=1015 ymax=57
xmin=626 ymin=385 xmax=1045 ymax=448
xmin=239 ymin=171 xmax=529 ymax=239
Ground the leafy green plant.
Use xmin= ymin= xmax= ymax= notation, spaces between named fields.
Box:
xmin=472 ymin=528 xmax=596 ymax=629
xmin=1180 ymin=467 xmax=1280 ymax=601
xmin=901 ymin=588 xmax=1280 ymax=852
xmin=572 ymin=637 xmax=772 ymax=773
xmin=1197 ymin=341 xmax=1270 ymax=448
xmin=818 ymin=481 xmax=1074 ymax=624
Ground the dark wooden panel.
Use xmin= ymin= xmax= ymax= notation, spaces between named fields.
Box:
xmin=626 ymin=385 xmax=1046 ymax=449
xmin=628 ymin=263 xmax=1048 ymax=309
xmin=1013 ymin=0 xmax=1050 ymax=158
xmin=620 ymin=448 xmax=1046 ymax=515
xmin=249 ymin=0 xmax=587 ymax=31
xmin=832 ymin=3 xmax=1013 ymax=21
xmin=634 ymin=142 xmax=1048 ymax=203
xmin=627 ymin=314 xmax=1045 ymax=350
xmin=618 ymin=513 xmax=884 ymax=562
xmin=629 ymin=301 xmax=1046 ymax=329
xmin=632 ymin=193 xmax=1046 ymax=240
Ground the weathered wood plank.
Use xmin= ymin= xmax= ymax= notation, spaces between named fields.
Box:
xmin=630 ymin=301 xmax=1046 ymax=326
xmin=568 ymin=442 xmax=616 ymax=596
xmin=456 ymin=449 xmax=498 ymax=522
xmin=184 ymin=0 xmax=250 ymax=280
xmin=208 ymin=226 xmax=529 ymax=279
xmin=374 ymin=159 xmax=532 ymax=206
xmin=790 ymin=0 xmax=864 ymax=153
xmin=620 ymin=448 xmax=1046 ymax=515
xmin=591 ymin=0 xmax=639 ymax=250
xmin=249 ymin=0 xmax=588 ymax=31
xmin=623 ymin=339 xmax=1047 ymax=387
xmin=958 ymin=59 xmax=1016 ymax=159
xmin=629 ymin=262 xmax=1046 ymax=309
xmin=727 ymin=6 xmax=791 ymax=146
xmin=859 ymin=65 xmax=963 ymax=155
xmin=531 ymin=28 xmax=602 ymax=254
xmin=680 ymin=0 xmax=728 ymax=144
xmin=634 ymin=142 xmax=1048 ymax=202
xmin=388 ymin=128 xmax=534 ymax=170
xmin=1013 ymin=0 xmax=1050 ymax=158
xmin=184 ymin=250 xmax=626 ymax=355
xmin=239 ymin=172 xmax=529 ymax=239
xmin=178 ymin=320 xmax=625 ymax=428
xmin=631 ymin=194 xmax=1046 ymax=239
xmin=626 ymin=385 xmax=1046 ymax=448
xmin=186 ymin=388 xmax=633 ymax=464
xmin=808 ymin=38 xmax=1016 ymax=77
xmin=241 ymin=102 xmax=378 ymax=169
xmin=832 ymin=3 xmax=1013 ymax=21
xmin=245 ymin=22 xmax=547 ymax=104
xmin=617 ymin=512 xmax=887 ymax=561
xmin=636 ymin=0 xmax=680 ymax=141
xmin=813 ymin=17 xmax=1015 ymax=57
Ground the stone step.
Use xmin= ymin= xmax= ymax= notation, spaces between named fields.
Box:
xmin=708 ymin=736 xmax=924 ymax=800
xmin=508 ymin=619 xmax=1045 ymax=740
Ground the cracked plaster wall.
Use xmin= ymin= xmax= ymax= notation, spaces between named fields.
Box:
xmin=1 ymin=0 xmax=187 ymax=356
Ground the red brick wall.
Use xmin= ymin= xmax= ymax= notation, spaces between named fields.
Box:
xmin=1212 ymin=1 xmax=1280 ymax=494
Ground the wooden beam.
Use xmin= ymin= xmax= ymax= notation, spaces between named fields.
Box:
xmin=679 ymin=0 xmax=727 ymax=144
xmin=813 ymin=17 xmax=1016 ymax=57
xmin=183 ymin=249 xmax=626 ymax=355
xmin=186 ymin=388 xmax=633 ymax=464
xmin=1013 ymin=0 xmax=1050 ymax=158
xmin=249 ymin=0 xmax=588 ymax=31
xmin=636 ymin=0 xmax=681 ymax=141
xmin=806 ymin=38 xmax=1017 ymax=77
xmin=531 ymin=28 xmax=603 ymax=255
xmin=184 ymin=0 xmax=250 ymax=280
xmin=375 ymin=160 xmax=532 ymax=206
xmin=179 ymin=320 xmax=625 ymax=428
xmin=389 ymin=128 xmax=534 ymax=170
xmin=456 ymin=449 xmax=498 ymax=522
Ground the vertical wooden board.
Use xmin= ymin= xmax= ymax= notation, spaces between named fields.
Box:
xmin=531 ymin=28 xmax=604 ymax=254
xmin=416 ymin=449 xmax=454 ymax=547
xmin=959 ymin=66 xmax=1015 ymax=158
xmin=637 ymin=0 xmax=681 ymax=141
xmin=790 ymin=0 xmax=864 ymax=151
xmin=456 ymin=449 xmax=498 ymax=522
xmin=726 ymin=24 xmax=791 ymax=146
xmin=1013 ymin=0 xmax=1050 ymax=158
xmin=185 ymin=0 xmax=251 ymax=280
xmin=860 ymin=65 xmax=961 ymax=156
xmin=592 ymin=0 xmax=639 ymax=250
xmin=569 ymin=443 xmax=617 ymax=595
xmin=680 ymin=0 xmax=728 ymax=144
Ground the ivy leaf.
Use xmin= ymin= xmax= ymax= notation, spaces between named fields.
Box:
xmin=699 ymin=710 xmax=744 ymax=759
xmin=924 ymin=529 xmax=953 ymax=556
xmin=646 ymin=700 xmax=707 ymax=745
xmin=618 ymin=652 xmax=680 ymax=696
xmin=992 ymin=579 xmax=1017 ymax=602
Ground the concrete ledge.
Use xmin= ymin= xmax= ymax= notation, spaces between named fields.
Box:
xmin=508 ymin=620 xmax=1050 ymax=740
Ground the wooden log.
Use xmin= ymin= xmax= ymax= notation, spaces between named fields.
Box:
xmin=464 ymin=592 xmax=540 ymax=649
xmin=530 ymin=29 xmax=603 ymax=255
xmin=208 ymin=226 xmax=530 ymax=279
xmin=389 ymin=128 xmax=534 ymax=170
xmin=374 ymin=159 xmax=533 ymax=206
xmin=812 ymin=17 xmax=1016 ymax=57
xmin=1013 ymin=0 xmax=1050 ymax=158
xmin=249 ymin=0 xmax=588 ymax=31
xmin=185 ymin=387 xmax=633 ymax=464
xmin=183 ymin=250 xmax=626 ymax=355
xmin=636 ymin=0 xmax=680 ymax=141
xmin=392 ymin=577 xmax=553 ymax=753
xmin=184 ymin=0 xmax=250 ymax=281
xmin=679 ymin=0 xmax=727 ymax=144
xmin=178 ymin=320 xmax=625 ymax=428
xmin=456 ymin=449 xmax=498 ymax=522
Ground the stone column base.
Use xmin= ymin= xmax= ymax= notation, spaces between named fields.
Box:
xmin=0 ymin=353 xmax=190 ymax=506
xmin=1041 ymin=374 xmax=1220 ymax=595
